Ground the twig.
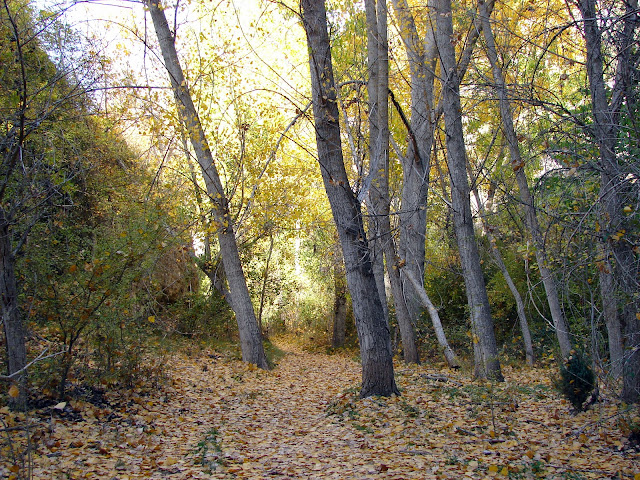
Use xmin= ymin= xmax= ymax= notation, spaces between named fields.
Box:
xmin=0 ymin=422 xmax=46 ymax=433
xmin=0 ymin=348 xmax=65 ymax=381
xmin=571 ymin=405 xmax=636 ymax=436
xmin=420 ymin=374 xmax=463 ymax=386
xmin=546 ymin=463 xmax=636 ymax=478
xmin=399 ymin=449 xmax=434 ymax=455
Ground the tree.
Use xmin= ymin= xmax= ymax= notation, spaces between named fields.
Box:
xmin=435 ymin=0 xmax=503 ymax=380
xmin=576 ymin=0 xmax=640 ymax=401
xmin=1 ymin=0 xmax=92 ymax=407
xmin=301 ymin=0 xmax=398 ymax=397
xmin=478 ymin=0 xmax=572 ymax=360
xmin=331 ymin=240 xmax=348 ymax=348
xmin=389 ymin=0 xmax=437 ymax=327
xmin=365 ymin=0 xmax=419 ymax=363
xmin=469 ymin=160 xmax=534 ymax=365
xmin=146 ymin=0 xmax=268 ymax=369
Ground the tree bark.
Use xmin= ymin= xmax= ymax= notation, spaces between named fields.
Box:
xmin=1 ymin=209 xmax=27 ymax=409
xmin=479 ymin=0 xmax=571 ymax=359
xmin=436 ymin=0 xmax=503 ymax=380
xmin=147 ymin=0 xmax=268 ymax=369
xmin=366 ymin=0 xmax=419 ymax=364
xmin=577 ymin=0 xmax=640 ymax=402
xmin=301 ymin=0 xmax=398 ymax=397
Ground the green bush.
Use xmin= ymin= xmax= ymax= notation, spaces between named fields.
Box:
xmin=555 ymin=350 xmax=596 ymax=411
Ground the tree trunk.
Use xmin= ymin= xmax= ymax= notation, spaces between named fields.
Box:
xmin=390 ymin=0 xmax=494 ymax=325
xmin=258 ymin=234 xmax=274 ymax=331
xmin=598 ymin=246 xmax=623 ymax=379
xmin=469 ymin=164 xmax=534 ymax=365
xmin=577 ymin=0 xmax=640 ymax=402
xmin=367 ymin=216 xmax=390 ymax=324
xmin=1 ymin=210 xmax=27 ymax=409
xmin=479 ymin=0 xmax=571 ymax=359
xmin=390 ymin=0 xmax=436 ymax=323
xmin=436 ymin=0 xmax=503 ymax=380
xmin=366 ymin=0 xmax=419 ymax=364
xmin=301 ymin=0 xmax=398 ymax=397
xmin=332 ymin=245 xmax=347 ymax=348
xmin=147 ymin=0 xmax=268 ymax=369
xmin=403 ymin=269 xmax=459 ymax=368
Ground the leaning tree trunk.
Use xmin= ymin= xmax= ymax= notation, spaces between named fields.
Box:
xmin=301 ymin=0 xmax=398 ymax=397
xmin=366 ymin=0 xmax=419 ymax=364
xmin=436 ymin=0 xmax=503 ymax=380
xmin=403 ymin=269 xmax=459 ymax=368
xmin=146 ymin=0 xmax=268 ymax=369
xmin=479 ymin=0 xmax=571 ymax=359
xmin=578 ymin=0 xmax=640 ymax=402
xmin=1 ymin=210 xmax=27 ymax=409
xmin=469 ymin=163 xmax=534 ymax=365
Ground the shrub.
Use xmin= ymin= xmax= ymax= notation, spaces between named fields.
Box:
xmin=556 ymin=350 xmax=596 ymax=411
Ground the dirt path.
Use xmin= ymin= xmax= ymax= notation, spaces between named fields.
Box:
xmin=3 ymin=340 xmax=639 ymax=479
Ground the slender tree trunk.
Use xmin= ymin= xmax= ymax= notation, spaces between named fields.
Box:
xmin=390 ymin=0 xmax=494 ymax=325
xmin=403 ymin=269 xmax=459 ymax=368
xmin=367 ymin=217 xmax=390 ymax=323
xmin=1 ymin=210 xmax=27 ymax=409
xmin=436 ymin=0 xmax=503 ymax=380
xmin=258 ymin=233 xmax=274 ymax=331
xmin=598 ymin=245 xmax=623 ymax=378
xmin=469 ymin=164 xmax=534 ymax=365
xmin=479 ymin=0 xmax=571 ymax=359
xmin=390 ymin=0 xmax=436 ymax=323
xmin=301 ymin=0 xmax=398 ymax=397
xmin=147 ymin=0 xmax=268 ymax=369
xmin=332 ymin=244 xmax=347 ymax=348
xmin=578 ymin=0 xmax=640 ymax=402
xmin=366 ymin=0 xmax=419 ymax=364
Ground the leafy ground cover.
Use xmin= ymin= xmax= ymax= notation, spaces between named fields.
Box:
xmin=2 ymin=338 xmax=639 ymax=479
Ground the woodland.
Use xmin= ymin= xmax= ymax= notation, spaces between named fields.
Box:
xmin=1 ymin=0 xmax=639 ymax=478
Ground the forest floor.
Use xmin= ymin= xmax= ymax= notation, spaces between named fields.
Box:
xmin=2 ymin=337 xmax=640 ymax=479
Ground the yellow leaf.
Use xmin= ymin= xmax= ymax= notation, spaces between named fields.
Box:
xmin=500 ymin=466 xmax=509 ymax=476
xmin=488 ymin=464 xmax=499 ymax=473
xmin=8 ymin=384 xmax=19 ymax=398
xmin=148 ymin=316 xmax=155 ymax=323
xmin=634 ymin=473 xmax=640 ymax=480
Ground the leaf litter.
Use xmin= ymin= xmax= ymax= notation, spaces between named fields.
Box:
xmin=1 ymin=338 xmax=639 ymax=479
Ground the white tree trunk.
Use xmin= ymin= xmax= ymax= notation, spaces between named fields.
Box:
xmin=469 ymin=164 xmax=534 ymax=365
